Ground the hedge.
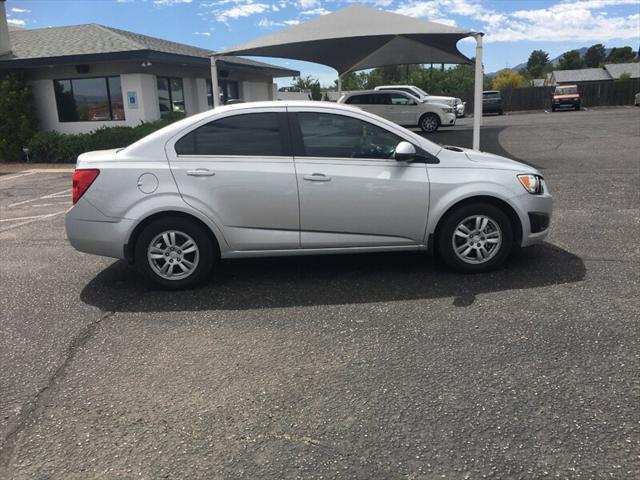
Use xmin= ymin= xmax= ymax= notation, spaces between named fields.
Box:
xmin=24 ymin=114 xmax=184 ymax=164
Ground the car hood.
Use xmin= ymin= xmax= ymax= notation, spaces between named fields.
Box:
xmin=425 ymin=95 xmax=456 ymax=104
xmin=445 ymin=146 xmax=538 ymax=173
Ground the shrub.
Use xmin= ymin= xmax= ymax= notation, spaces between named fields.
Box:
xmin=26 ymin=118 xmax=174 ymax=164
xmin=0 ymin=74 xmax=38 ymax=162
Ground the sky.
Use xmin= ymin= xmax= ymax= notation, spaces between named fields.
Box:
xmin=5 ymin=0 xmax=640 ymax=86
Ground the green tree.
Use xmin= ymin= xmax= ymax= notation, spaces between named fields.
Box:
xmin=605 ymin=46 xmax=635 ymax=64
xmin=492 ymin=69 xmax=527 ymax=90
xmin=0 ymin=74 xmax=37 ymax=162
xmin=292 ymin=75 xmax=322 ymax=100
xmin=584 ymin=44 xmax=606 ymax=67
xmin=558 ymin=50 xmax=584 ymax=70
xmin=526 ymin=49 xmax=550 ymax=78
xmin=617 ymin=72 xmax=632 ymax=82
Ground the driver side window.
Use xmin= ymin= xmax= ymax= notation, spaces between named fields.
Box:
xmin=295 ymin=112 xmax=402 ymax=160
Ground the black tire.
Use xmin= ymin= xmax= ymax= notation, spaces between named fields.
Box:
xmin=575 ymin=102 xmax=580 ymax=111
xmin=436 ymin=202 xmax=514 ymax=273
xmin=134 ymin=216 xmax=216 ymax=290
xmin=498 ymin=109 xmax=504 ymax=115
xmin=419 ymin=113 xmax=440 ymax=133
xmin=551 ymin=106 xmax=556 ymax=112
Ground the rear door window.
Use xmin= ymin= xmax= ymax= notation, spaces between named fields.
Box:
xmin=175 ymin=112 xmax=286 ymax=156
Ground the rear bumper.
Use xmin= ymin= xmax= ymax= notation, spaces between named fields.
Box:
xmin=65 ymin=199 xmax=133 ymax=259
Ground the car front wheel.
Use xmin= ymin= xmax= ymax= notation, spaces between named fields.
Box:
xmin=134 ymin=216 xmax=216 ymax=289
xmin=419 ymin=113 xmax=440 ymax=133
xmin=437 ymin=203 xmax=514 ymax=273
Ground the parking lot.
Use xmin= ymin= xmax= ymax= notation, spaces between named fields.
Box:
xmin=0 ymin=107 xmax=638 ymax=479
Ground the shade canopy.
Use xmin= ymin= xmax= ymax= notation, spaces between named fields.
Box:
xmin=217 ymin=5 xmax=477 ymax=74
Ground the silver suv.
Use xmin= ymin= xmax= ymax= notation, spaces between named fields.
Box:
xmin=66 ymin=101 xmax=552 ymax=289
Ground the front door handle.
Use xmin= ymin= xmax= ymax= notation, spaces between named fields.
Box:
xmin=187 ymin=168 xmax=215 ymax=177
xmin=303 ymin=173 xmax=331 ymax=182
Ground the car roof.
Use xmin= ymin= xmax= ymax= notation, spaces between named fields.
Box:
xmin=483 ymin=90 xmax=500 ymax=94
xmin=342 ymin=89 xmax=411 ymax=96
xmin=375 ymin=85 xmax=417 ymax=89
xmin=556 ymin=84 xmax=578 ymax=88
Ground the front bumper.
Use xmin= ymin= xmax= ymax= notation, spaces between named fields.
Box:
xmin=442 ymin=112 xmax=457 ymax=126
xmin=511 ymin=191 xmax=553 ymax=247
xmin=65 ymin=198 xmax=133 ymax=259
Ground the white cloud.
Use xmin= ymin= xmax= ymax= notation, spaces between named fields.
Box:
xmin=193 ymin=31 xmax=212 ymax=36
xmin=300 ymin=7 xmax=330 ymax=16
xmin=11 ymin=7 xmax=31 ymax=13
xmin=488 ymin=0 xmax=640 ymax=42
xmin=154 ymin=0 xmax=192 ymax=5
xmin=258 ymin=17 xmax=302 ymax=29
xmin=7 ymin=18 xmax=26 ymax=27
xmin=216 ymin=3 xmax=269 ymax=22
xmin=392 ymin=0 xmax=640 ymax=43
xmin=297 ymin=0 xmax=319 ymax=8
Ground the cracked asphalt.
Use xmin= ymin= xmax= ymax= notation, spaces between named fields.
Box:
xmin=0 ymin=107 xmax=639 ymax=479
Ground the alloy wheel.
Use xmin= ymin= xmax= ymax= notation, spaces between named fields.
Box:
xmin=451 ymin=215 xmax=502 ymax=264
xmin=147 ymin=230 xmax=200 ymax=280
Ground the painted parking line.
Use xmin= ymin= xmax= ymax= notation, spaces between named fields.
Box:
xmin=7 ymin=189 xmax=71 ymax=208
xmin=0 ymin=210 xmax=67 ymax=233
xmin=0 ymin=171 xmax=38 ymax=182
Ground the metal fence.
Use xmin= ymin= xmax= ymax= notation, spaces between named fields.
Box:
xmin=448 ymin=79 xmax=640 ymax=113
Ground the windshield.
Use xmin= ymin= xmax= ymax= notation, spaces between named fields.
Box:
xmin=414 ymin=86 xmax=429 ymax=97
xmin=556 ymin=87 xmax=577 ymax=95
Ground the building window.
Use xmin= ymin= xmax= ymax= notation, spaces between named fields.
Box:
xmin=206 ymin=79 xmax=240 ymax=106
xmin=53 ymin=76 xmax=124 ymax=122
xmin=157 ymin=77 xmax=185 ymax=116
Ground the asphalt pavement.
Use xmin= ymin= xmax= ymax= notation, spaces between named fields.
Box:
xmin=0 ymin=107 xmax=638 ymax=479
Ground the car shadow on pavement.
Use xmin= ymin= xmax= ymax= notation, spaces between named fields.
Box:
xmin=421 ymin=126 xmax=544 ymax=170
xmin=81 ymin=242 xmax=585 ymax=313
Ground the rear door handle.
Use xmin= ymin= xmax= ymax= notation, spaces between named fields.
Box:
xmin=187 ymin=168 xmax=215 ymax=177
xmin=303 ymin=173 xmax=331 ymax=182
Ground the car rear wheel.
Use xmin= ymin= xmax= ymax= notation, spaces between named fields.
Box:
xmin=419 ymin=113 xmax=440 ymax=133
xmin=134 ymin=216 xmax=216 ymax=289
xmin=437 ymin=203 xmax=513 ymax=273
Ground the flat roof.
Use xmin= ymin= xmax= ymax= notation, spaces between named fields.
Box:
xmin=0 ymin=24 xmax=299 ymax=77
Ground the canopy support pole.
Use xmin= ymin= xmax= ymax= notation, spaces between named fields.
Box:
xmin=337 ymin=74 xmax=342 ymax=97
xmin=472 ymin=34 xmax=483 ymax=150
xmin=210 ymin=56 xmax=221 ymax=108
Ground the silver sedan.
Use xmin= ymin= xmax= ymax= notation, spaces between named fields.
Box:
xmin=66 ymin=101 xmax=552 ymax=289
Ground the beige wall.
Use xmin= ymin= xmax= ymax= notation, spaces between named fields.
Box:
xmin=20 ymin=61 xmax=282 ymax=134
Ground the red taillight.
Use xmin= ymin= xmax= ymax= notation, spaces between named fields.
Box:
xmin=72 ymin=169 xmax=100 ymax=205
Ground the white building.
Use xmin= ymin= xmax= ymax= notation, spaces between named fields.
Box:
xmin=0 ymin=3 xmax=298 ymax=134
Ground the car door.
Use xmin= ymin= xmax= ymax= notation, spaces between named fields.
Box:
xmin=387 ymin=93 xmax=419 ymax=126
xmin=345 ymin=93 xmax=389 ymax=120
xmin=289 ymin=108 xmax=430 ymax=248
xmin=166 ymin=107 xmax=300 ymax=251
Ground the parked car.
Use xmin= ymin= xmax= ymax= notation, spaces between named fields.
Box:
xmin=375 ymin=85 xmax=464 ymax=116
xmin=66 ymin=101 xmax=552 ymax=289
xmin=551 ymin=85 xmax=580 ymax=111
xmin=634 ymin=92 xmax=639 ymax=106
xmin=338 ymin=89 xmax=455 ymax=133
xmin=482 ymin=90 xmax=504 ymax=115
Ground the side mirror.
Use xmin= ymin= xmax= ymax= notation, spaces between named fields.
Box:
xmin=395 ymin=141 xmax=417 ymax=162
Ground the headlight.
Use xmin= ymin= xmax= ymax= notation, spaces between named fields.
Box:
xmin=444 ymin=107 xmax=455 ymax=113
xmin=517 ymin=174 xmax=544 ymax=194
